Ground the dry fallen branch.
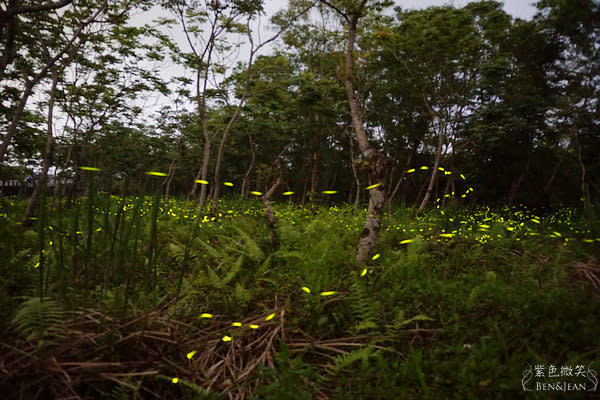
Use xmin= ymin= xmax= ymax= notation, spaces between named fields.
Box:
xmin=565 ymin=257 xmax=600 ymax=290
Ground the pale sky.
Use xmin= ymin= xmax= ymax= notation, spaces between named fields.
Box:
xmin=262 ymin=0 xmax=538 ymax=20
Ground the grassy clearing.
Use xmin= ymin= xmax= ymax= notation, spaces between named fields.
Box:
xmin=1 ymin=195 xmax=599 ymax=399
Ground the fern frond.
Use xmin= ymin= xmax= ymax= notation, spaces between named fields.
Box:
xmin=386 ymin=312 xmax=433 ymax=335
xmin=232 ymin=226 xmax=264 ymax=261
xmin=325 ymin=346 xmax=377 ymax=376
xmin=350 ymin=281 xmax=379 ymax=334
xmin=196 ymin=239 xmax=224 ymax=260
xmin=12 ymin=297 xmax=66 ymax=341
xmin=221 ymin=255 xmax=244 ymax=287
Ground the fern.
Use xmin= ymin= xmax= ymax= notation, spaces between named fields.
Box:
xmin=233 ymin=282 xmax=252 ymax=307
xmin=325 ymin=346 xmax=377 ymax=376
xmin=205 ymin=255 xmax=244 ymax=289
xmin=257 ymin=253 xmax=274 ymax=276
xmin=166 ymin=241 xmax=185 ymax=261
xmin=234 ymin=226 xmax=264 ymax=260
xmin=206 ymin=264 xmax=223 ymax=288
xmin=197 ymin=239 xmax=225 ymax=260
xmin=221 ymin=255 xmax=244 ymax=287
xmin=12 ymin=297 xmax=66 ymax=341
xmin=386 ymin=311 xmax=434 ymax=335
xmin=350 ymin=281 xmax=379 ymax=334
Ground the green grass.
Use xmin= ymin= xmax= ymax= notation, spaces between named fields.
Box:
xmin=0 ymin=195 xmax=599 ymax=399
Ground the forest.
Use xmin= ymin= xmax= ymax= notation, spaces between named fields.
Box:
xmin=1 ymin=0 xmax=599 ymax=398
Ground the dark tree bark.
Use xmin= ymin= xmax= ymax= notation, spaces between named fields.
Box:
xmin=507 ymin=161 xmax=530 ymax=206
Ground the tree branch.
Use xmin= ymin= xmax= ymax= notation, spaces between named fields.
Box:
xmin=1 ymin=0 xmax=73 ymax=23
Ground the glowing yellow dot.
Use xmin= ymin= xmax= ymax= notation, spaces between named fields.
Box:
xmin=400 ymin=239 xmax=413 ymax=244
xmin=232 ymin=322 xmax=242 ymax=327
xmin=222 ymin=335 xmax=232 ymax=342
xmin=187 ymin=350 xmax=197 ymax=359
xmin=80 ymin=166 xmax=100 ymax=171
xmin=320 ymin=291 xmax=336 ymax=296
xmin=372 ymin=253 xmax=380 ymax=260
xmin=361 ymin=268 xmax=367 ymax=277
xmin=407 ymin=168 xmax=415 ymax=173
xmin=265 ymin=313 xmax=276 ymax=321
xmin=322 ymin=190 xmax=337 ymax=194
xmin=366 ymin=183 xmax=382 ymax=190
xmin=250 ymin=191 xmax=262 ymax=196
xmin=224 ymin=182 xmax=234 ymax=187
xmin=172 ymin=377 xmax=179 ymax=383
xmin=199 ymin=313 xmax=213 ymax=319
xmin=146 ymin=171 xmax=167 ymax=176
xmin=249 ymin=324 xmax=259 ymax=329
xmin=195 ymin=179 xmax=209 ymax=184
xmin=301 ymin=286 xmax=311 ymax=294
xmin=283 ymin=191 xmax=294 ymax=195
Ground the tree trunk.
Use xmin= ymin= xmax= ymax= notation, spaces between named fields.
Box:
xmin=211 ymin=102 xmax=246 ymax=207
xmin=23 ymin=69 xmax=59 ymax=224
xmin=164 ymin=158 xmax=177 ymax=198
xmin=341 ymin=7 xmax=388 ymax=264
xmin=189 ymin=132 xmax=211 ymax=205
xmin=241 ymin=131 xmax=255 ymax=198
xmin=387 ymin=152 xmax=413 ymax=208
xmin=544 ymin=156 xmax=563 ymax=195
xmin=418 ymin=116 xmax=444 ymax=212
xmin=310 ymin=152 xmax=318 ymax=200
xmin=198 ymin=135 xmax=211 ymax=207
xmin=575 ymin=131 xmax=587 ymax=201
xmin=441 ymin=175 xmax=451 ymax=207
xmin=507 ymin=161 xmax=529 ymax=206
xmin=349 ymin=134 xmax=361 ymax=210
xmin=262 ymin=177 xmax=283 ymax=247
xmin=187 ymin=34 xmax=215 ymax=205
xmin=301 ymin=180 xmax=308 ymax=204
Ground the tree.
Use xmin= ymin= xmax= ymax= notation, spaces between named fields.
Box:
xmin=0 ymin=0 xmax=73 ymax=82
xmin=537 ymin=0 xmax=600 ymax=210
xmin=0 ymin=0 xmax=115 ymax=165
xmin=319 ymin=0 xmax=392 ymax=263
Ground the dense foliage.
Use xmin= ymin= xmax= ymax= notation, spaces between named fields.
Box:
xmin=1 ymin=0 xmax=598 ymax=208
xmin=1 ymin=0 xmax=599 ymax=398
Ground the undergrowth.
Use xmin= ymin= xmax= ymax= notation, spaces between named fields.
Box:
xmin=1 ymin=195 xmax=599 ymax=399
